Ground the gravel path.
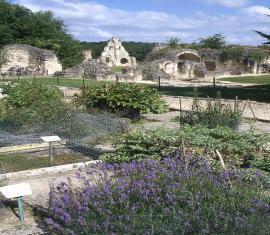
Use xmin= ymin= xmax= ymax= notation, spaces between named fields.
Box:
xmin=163 ymin=96 xmax=270 ymax=121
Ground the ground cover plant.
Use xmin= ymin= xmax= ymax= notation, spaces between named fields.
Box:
xmin=102 ymin=126 xmax=270 ymax=172
xmin=46 ymin=156 xmax=270 ymax=234
xmin=76 ymin=83 xmax=169 ymax=119
xmin=175 ymin=92 xmax=241 ymax=129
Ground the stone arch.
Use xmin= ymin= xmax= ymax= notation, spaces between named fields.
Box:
xmin=204 ymin=60 xmax=216 ymax=71
xmin=177 ymin=52 xmax=200 ymax=62
xmin=120 ymin=58 xmax=129 ymax=65
xmin=163 ymin=61 xmax=174 ymax=74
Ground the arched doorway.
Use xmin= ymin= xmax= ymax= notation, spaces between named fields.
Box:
xmin=177 ymin=52 xmax=200 ymax=62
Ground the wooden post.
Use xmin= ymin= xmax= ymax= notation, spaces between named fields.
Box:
xmin=158 ymin=76 xmax=161 ymax=90
xmin=213 ymin=76 xmax=216 ymax=88
xmin=116 ymin=75 xmax=119 ymax=85
xmin=179 ymin=98 xmax=182 ymax=128
xmin=49 ymin=142 xmax=53 ymax=165
xmin=234 ymin=96 xmax=238 ymax=112
xmin=56 ymin=74 xmax=60 ymax=86
xmin=82 ymin=74 xmax=85 ymax=88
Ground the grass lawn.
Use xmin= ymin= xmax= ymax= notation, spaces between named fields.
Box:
xmin=0 ymin=76 xmax=110 ymax=88
xmin=157 ymin=84 xmax=270 ymax=102
xmin=220 ymin=75 xmax=270 ymax=84
xmin=1 ymin=76 xmax=270 ymax=102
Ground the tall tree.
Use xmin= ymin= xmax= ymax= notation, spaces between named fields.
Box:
xmin=0 ymin=0 xmax=83 ymax=68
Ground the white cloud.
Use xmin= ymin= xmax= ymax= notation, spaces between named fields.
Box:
xmin=243 ymin=6 xmax=270 ymax=15
xmin=200 ymin=0 xmax=249 ymax=8
xmin=16 ymin=0 xmax=270 ymax=45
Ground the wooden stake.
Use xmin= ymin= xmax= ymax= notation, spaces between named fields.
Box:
xmin=215 ymin=150 xmax=226 ymax=170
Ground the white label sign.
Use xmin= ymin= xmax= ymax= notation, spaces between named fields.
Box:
xmin=41 ymin=136 xmax=61 ymax=142
xmin=0 ymin=183 xmax=32 ymax=199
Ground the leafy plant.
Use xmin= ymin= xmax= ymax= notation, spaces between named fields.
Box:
xmin=76 ymin=83 xmax=169 ymax=119
xmin=46 ymin=156 xmax=270 ymax=234
xmin=102 ymin=126 xmax=270 ymax=172
xmin=1 ymin=80 xmax=67 ymax=126
xmin=177 ymin=91 xmax=242 ymax=129
xmin=198 ymin=34 xmax=226 ymax=49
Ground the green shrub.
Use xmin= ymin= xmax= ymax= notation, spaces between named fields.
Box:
xmin=76 ymin=83 xmax=169 ymax=119
xmin=177 ymin=91 xmax=241 ymax=129
xmin=220 ymin=47 xmax=245 ymax=61
xmin=1 ymin=80 xmax=67 ymax=126
xmin=101 ymin=126 xmax=270 ymax=172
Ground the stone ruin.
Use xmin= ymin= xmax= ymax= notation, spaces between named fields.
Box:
xmin=100 ymin=37 xmax=136 ymax=67
xmin=143 ymin=47 xmax=270 ymax=81
xmin=0 ymin=44 xmax=62 ymax=76
xmin=60 ymin=61 xmax=113 ymax=80
xmin=60 ymin=37 xmax=138 ymax=81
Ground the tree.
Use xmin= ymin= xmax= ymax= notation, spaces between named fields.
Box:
xmin=198 ymin=34 xmax=226 ymax=49
xmin=167 ymin=37 xmax=181 ymax=49
xmin=255 ymin=10 xmax=270 ymax=44
xmin=0 ymin=0 xmax=83 ymax=68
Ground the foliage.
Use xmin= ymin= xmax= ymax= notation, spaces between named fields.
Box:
xmin=220 ymin=47 xmax=245 ymax=61
xmin=198 ymin=34 xmax=226 ymax=49
xmin=0 ymin=0 xmax=83 ymax=67
xmin=0 ymin=80 xmax=66 ymax=126
xmin=46 ymin=156 xmax=270 ymax=234
xmin=81 ymin=41 xmax=155 ymax=61
xmin=167 ymin=37 xmax=181 ymax=48
xmin=255 ymin=11 xmax=270 ymax=45
xmin=177 ymin=91 xmax=241 ymax=129
xmin=75 ymin=83 xmax=169 ymax=119
xmin=101 ymin=126 xmax=270 ymax=172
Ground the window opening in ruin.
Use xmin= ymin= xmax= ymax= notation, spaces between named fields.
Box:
xmin=120 ymin=58 xmax=128 ymax=64
xmin=204 ymin=61 xmax=216 ymax=71
xmin=177 ymin=62 xmax=185 ymax=73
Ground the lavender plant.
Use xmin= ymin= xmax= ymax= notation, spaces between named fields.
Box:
xmin=46 ymin=155 xmax=270 ymax=234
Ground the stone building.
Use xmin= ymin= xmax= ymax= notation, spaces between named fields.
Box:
xmin=0 ymin=44 xmax=62 ymax=76
xmin=143 ymin=48 xmax=270 ymax=81
xmin=60 ymin=61 xmax=113 ymax=80
xmin=100 ymin=37 xmax=136 ymax=67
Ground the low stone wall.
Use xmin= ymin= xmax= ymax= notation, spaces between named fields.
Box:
xmin=163 ymin=96 xmax=270 ymax=121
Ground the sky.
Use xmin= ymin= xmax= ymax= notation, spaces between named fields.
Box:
xmin=14 ymin=0 xmax=270 ymax=45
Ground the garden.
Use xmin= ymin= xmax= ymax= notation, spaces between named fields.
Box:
xmin=0 ymin=80 xmax=270 ymax=234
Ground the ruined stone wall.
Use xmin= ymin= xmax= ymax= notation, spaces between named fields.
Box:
xmin=0 ymin=44 xmax=62 ymax=75
xmin=144 ymin=48 xmax=270 ymax=80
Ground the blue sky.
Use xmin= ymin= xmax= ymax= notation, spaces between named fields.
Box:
xmin=14 ymin=0 xmax=270 ymax=45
